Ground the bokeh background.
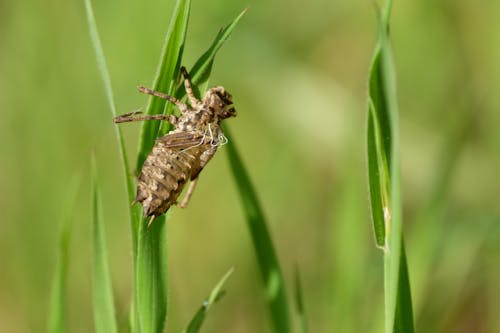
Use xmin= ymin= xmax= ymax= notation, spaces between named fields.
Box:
xmin=1 ymin=0 xmax=499 ymax=332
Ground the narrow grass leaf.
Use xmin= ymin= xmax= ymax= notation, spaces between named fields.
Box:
xmin=91 ymin=156 xmax=118 ymax=333
xmin=393 ymin=242 xmax=414 ymax=333
xmin=294 ymin=266 xmax=307 ymax=333
xmin=132 ymin=1 xmax=192 ymax=332
xmin=366 ymin=1 xmax=414 ymax=332
xmin=182 ymin=9 xmax=247 ymax=93
xmin=135 ymin=213 xmax=168 ymax=333
xmin=367 ymin=108 xmax=386 ymax=247
xmin=134 ymin=11 xmax=244 ymax=328
xmin=136 ymin=0 xmax=191 ymax=172
xmin=47 ymin=176 xmax=80 ymax=333
xmin=84 ymin=0 xmax=140 ymax=252
xmin=183 ymin=268 xmax=234 ymax=333
xmin=160 ymin=8 xmax=247 ymax=135
xmin=225 ymin=126 xmax=291 ymax=333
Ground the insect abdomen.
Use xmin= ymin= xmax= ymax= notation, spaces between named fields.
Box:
xmin=135 ymin=142 xmax=201 ymax=218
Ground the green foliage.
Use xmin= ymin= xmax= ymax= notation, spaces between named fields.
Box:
xmin=47 ymin=176 xmax=80 ymax=333
xmin=91 ymin=157 xmax=118 ymax=333
xmin=132 ymin=1 xmax=192 ymax=332
xmin=159 ymin=8 xmax=247 ymax=136
xmin=84 ymin=0 xmax=139 ymax=252
xmin=132 ymin=5 xmax=246 ymax=333
xmin=85 ymin=1 xmax=246 ymax=332
xmin=134 ymin=216 xmax=168 ymax=333
xmin=225 ymin=126 xmax=292 ymax=333
xmin=366 ymin=1 xmax=415 ymax=333
xmin=294 ymin=266 xmax=307 ymax=333
xmin=393 ymin=245 xmax=414 ymax=333
xmin=135 ymin=0 xmax=191 ymax=173
xmin=183 ymin=268 xmax=234 ymax=333
xmin=13 ymin=0 xmax=495 ymax=332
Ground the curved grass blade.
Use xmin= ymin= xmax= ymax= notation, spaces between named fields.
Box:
xmin=135 ymin=0 xmax=191 ymax=172
xmin=47 ymin=175 xmax=80 ymax=333
xmin=84 ymin=0 xmax=140 ymax=253
xmin=184 ymin=8 xmax=247 ymax=94
xmin=160 ymin=8 xmax=247 ymax=135
xmin=224 ymin=126 xmax=291 ymax=333
xmin=366 ymin=1 xmax=414 ymax=332
xmin=294 ymin=266 xmax=307 ymax=333
xmin=183 ymin=268 xmax=234 ymax=333
xmin=91 ymin=156 xmax=118 ymax=333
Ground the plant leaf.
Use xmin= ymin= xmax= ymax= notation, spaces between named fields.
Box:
xmin=185 ymin=8 xmax=247 ymax=92
xmin=132 ymin=1 xmax=192 ymax=332
xmin=159 ymin=8 xmax=247 ymax=135
xmin=393 ymin=241 xmax=414 ymax=333
xmin=47 ymin=175 xmax=80 ymax=333
xmin=183 ymin=268 xmax=234 ymax=333
xmin=135 ymin=0 xmax=192 ymax=173
xmin=366 ymin=1 xmax=414 ymax=332
xmin=134 ymin=214 xmax=168 ymax=333
xmin=84 ymin=0 xmax=140 ymax=255
xmin=367 ymin=107 xmax=386 ymax=247
xmin=294 ymin=266 xmax=307 ymax=333
xmin=91 ymin=156 xmax=118 ymax=333
xmin=225 ymin=126 xmax=291 ymax=333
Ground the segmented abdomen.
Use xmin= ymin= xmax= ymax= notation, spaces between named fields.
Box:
xmin=135 ymin=140 xmax=205 ymax=218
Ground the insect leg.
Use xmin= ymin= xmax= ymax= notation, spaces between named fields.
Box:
xmin=117 ymin=109 xmax=142 ymax=117
xmin=114 ymin=113 xmax=178 ymax=125
xmin=179 ymin=177 xmax=199 ymax=208
xmin=180 ymin=66 xmax=202 ymax=107
xmin=137 ymin=86 xmax=189 ymax=113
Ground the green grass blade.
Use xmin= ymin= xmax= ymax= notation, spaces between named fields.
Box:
xmin=224 ymin=126 xmax=291 ymax=333
xmin=134 ymin=10 xmax=244 ymax=328
xmin=134 ymin=214 xmax=168 ymax=333
xmin=132 ymin=1 xmax=192 ymax=332
xmin=47 ymin=176 xmax=80 ymax=333
xmin=159 ymin=8 xmax=247 ymax=135
xmin=367 ymin=108 xmax=386 ymax=247
xmin=294 ymin=266 xmax=307 ymax=333
xmin=183 ymin=268 xmax=234 ymax=333
xmin=135 ymin=0 xmax=191 ymax=172
xmin=183 ymin=9 xmax=246 ymax=92
xmin=91 ymin=156 xmax=118 ymax=333
xmin=393 ymin=242 xmax=414 ymax=332
xmin=84 ymin=0 xmax=140 ymax=252
xmin=366 ymin=1 xmax=414 ymax=333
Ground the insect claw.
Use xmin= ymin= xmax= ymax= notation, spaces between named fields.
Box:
xmin=148 ymin=215 xmax=156 ymax=227
xmin=131 ymin=199 xmax=139 ymax=206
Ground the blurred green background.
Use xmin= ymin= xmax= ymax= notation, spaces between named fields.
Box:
xmin=1 ymin=0 xmax=499 ymax=332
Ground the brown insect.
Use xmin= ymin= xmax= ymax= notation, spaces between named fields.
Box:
xmin=114 ymin=66 xmax=236 ymax=225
